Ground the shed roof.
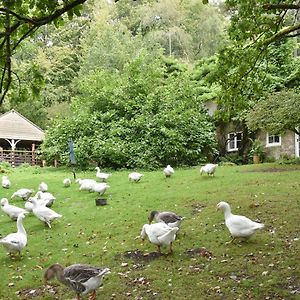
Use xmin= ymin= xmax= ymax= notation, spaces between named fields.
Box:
xmin=0 ymin=109 xmax=45 ymax=141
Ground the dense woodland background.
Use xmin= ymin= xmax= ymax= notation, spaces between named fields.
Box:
xmin=1 ymin=0 xmax=300 ymax=168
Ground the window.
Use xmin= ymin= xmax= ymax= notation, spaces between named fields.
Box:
xmin=266 ymin=133 xmax=281 ymax=147
xmin=227 ymin=132 xmax=242 ymax=152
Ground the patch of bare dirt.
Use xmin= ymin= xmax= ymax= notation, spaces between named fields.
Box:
xmin=190 ymin=203 xmax=206 ymax=215
xmin=185 ymin=247 xmax=213 ymax=259
xmin=118 ymin=250 xmax=165 ymax=262
xmin=16 ymin=284 xmax=60 ymax=299
xmin=242 ymin=167 xmax=300 ymax=173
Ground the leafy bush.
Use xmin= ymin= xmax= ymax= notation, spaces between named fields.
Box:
xmin=0 ymin=161 xmax=12 ymax=173
xmin=41 ymin=54 xmax=217 ymax=169
xmin=278 ymin=156 xmax=300 ymax=165
xmin=220 ymin=153 xmax=244 ymax=165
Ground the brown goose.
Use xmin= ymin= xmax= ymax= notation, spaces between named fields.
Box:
xmin=44 ymin=263 xmax=110 ymax=300
xmin=148 ymin=210 xmax=185 ymax=228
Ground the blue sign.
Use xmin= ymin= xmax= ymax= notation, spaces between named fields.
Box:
xmin=68 ymin=138 xmax=76 ymax=165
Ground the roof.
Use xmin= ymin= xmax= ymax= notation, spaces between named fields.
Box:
xmin=0 ymin=109 xmax=45 ymax=141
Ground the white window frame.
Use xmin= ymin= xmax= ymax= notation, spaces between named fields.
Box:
xmin=227 ymin=131 xmax=243 ymax=152
xmin=266 ymin=133 xmax=281 ymax=147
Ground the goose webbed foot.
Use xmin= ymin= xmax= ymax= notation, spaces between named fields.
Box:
xmin=225 ymin=237 xmax=236 ymax=244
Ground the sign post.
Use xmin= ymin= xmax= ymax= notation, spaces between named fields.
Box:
xmin=68 ymin=138 xmax=76 ymax=179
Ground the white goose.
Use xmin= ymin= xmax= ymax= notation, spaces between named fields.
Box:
xmin=95 ymin=167 xmax=111 ymax=182
xmin=29 ymin=198 xmax=62 ymax=228
xmin=92 ymin=183 xmax=110 ymax=196
xmin=140 ymin=222 xmax=179 ymax=254
xmin=35 ymin=191 xmax=56 ymax=207
xmin=11 ymin=188 xmax=34 ymax=200
xmin=148 ymin=210 xmax=184 ymax=228
xmin=0 ymin=198 xmax=28 ymax=221
xmin=200 ymin=163 xmax=218 ymax=176
xmin=217 ymin=201 xmax=265 ymax=242
xmin=163 ymin=165 xmax=174 ymax=178
xmin=0 ymin=212 xmax=27 ymax=256
xmin=63 ymin=178 xmax=72 ymax=187
xmin=39 ymin=181 xmax=48 ymax=192
xmin=78 ymin=179 xmax=97 ymax=192
xmin=2 ymin=175 xmax=11 ymax=189
xmin=128 ymin=172 xmax=144 ymax=183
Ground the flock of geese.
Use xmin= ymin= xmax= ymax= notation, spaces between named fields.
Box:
xmin=0 ymin=163 xmax=265 ymax=300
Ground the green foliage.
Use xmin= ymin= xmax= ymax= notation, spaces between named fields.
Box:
xmin=0 ymin=0 xmax=88 ymax=104
xmin=246 ymin=90 xmax=300 ymax=134
xmin=278 ymin=156 xmax=300 ymax=165
xmin=249 ymin=139 xmax=264 ymax=156
xmin=42 ymin=54 xmax=217 ymax=169
xmin=114 ymin=0 xmax=227 ymax=61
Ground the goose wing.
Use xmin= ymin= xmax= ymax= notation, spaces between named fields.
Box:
xmin=63 ymin=264 xmax=103 ymax=293
xmin=0 ymin=233 xmax=26 ymax=248
xmin=147 ymin=223 xmax=172 ymax=237
xmin=226 ymin=214 xmax=263 ymax=235
xmin=157 ymin=212 xmax=182 ymax=224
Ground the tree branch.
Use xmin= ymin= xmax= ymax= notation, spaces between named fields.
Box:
xmin=262 ymin=22 xmax=300 ymax=46
xmin=26 ymin=0 xmax=87 ymax=26
xmin=262 ymin=4 xmax=300 ymax=10
xmin=0 ymin=0 xmax=12 ymax=105
xmin=262 ymin=3 xmax=300 ymax=10
xmin=0 ymin=8 xmax=36 ymax=24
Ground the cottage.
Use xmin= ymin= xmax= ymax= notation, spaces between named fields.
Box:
xmin=0 ymin=109 xmax=45 ymax=166
xmin=203 ymin=101 xmax=300 ymax=161
xmin=220 ymin=123 xmax=300 ymax=161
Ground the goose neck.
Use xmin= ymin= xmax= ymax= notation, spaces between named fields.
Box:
xmin=17 ymin=217 xmax=26 ymax=235
xmin=223 ymin=206 xmax=232 ymax=219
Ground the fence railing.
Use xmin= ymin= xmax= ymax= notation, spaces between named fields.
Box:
xmin=0 ymin=149 xmax=41 ymax=167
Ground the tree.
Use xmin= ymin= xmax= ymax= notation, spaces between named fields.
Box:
xmin=210 ymin=1 xmax=300 ymax=120
xmin=0 ymin=0 xmax=89 ymax=104
xmin=114 ymin=0 xmax=227 ymax=61
xmin=246 ymin=90 xmax=300 ymax=135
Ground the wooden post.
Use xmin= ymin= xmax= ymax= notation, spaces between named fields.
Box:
xmin=11 ymin=149 xmax=15 ymax=168
xmin=31 ymin=143 xmax=35 ymax=165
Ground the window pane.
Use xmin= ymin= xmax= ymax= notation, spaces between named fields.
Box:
xmin=274 ymin=135 xmax=280 ymax=143
xmin=236 ymin=132 xmax=242 ymax=141
xmin=229 ymin=140 xmax=235 ymax=149
xmin=268 ymin=136 xmax=274 ymax=144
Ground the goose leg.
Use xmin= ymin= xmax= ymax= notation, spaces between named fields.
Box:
xmin=75 ymin=293 xmax=81 ymax=300
xmin=226 ymin=237 xmax=236 ymax=244
xmin=88 ymin=291 xmax=96 ymax=300
xmin=157 ymin=245 xmax=161 ymax=253
xmin=167 ymin=243 xmax=173 ymax=255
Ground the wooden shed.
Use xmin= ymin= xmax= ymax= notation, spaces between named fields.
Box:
xmin=0 ymin=109 xmax=45 ymax=166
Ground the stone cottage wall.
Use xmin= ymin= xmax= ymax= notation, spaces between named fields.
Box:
xmin=257 ymin=130 xmax=296 ymax=160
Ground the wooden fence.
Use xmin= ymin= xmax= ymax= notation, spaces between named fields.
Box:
xmin=0 ymin=149 xmax=41 ymax=167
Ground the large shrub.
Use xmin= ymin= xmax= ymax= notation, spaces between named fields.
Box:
xmin=41 ymin=54 xmax=217 ymax=169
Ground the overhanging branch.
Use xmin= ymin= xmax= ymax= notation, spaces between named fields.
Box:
xmin=263 ymin=4 xmax=300 ymax=10
xmin=262 ymin=22 xmax=300 ymax=46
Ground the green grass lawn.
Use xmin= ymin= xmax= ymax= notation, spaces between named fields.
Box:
xmin=0 ymin=163 xmax=299 ymax=299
